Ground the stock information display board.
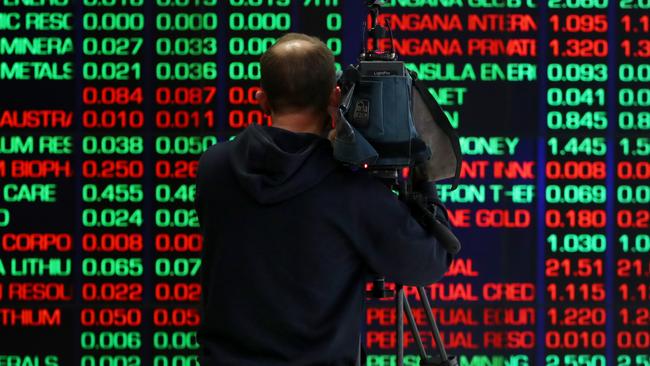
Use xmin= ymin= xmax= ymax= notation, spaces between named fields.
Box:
xmin=0 ymin=1 xmax=649 ymax=365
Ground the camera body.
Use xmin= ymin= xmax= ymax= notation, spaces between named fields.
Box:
xmin=332 ymin=60 xmax=461 ymax=184
xmin=330 ymin=1 xmax=461 ymax=183
xmin=344 ymin=61 xmax=431 ymax=168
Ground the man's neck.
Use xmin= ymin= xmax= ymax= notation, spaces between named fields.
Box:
xmin=270 ymin=111 xmax=327 ymax=136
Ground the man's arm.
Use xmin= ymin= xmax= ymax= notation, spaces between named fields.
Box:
xmin=351 ymin=175 xmax=453 ymax=287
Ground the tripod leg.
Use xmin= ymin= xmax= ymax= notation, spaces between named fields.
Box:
xmin=417 ymin=286 xmax=449 ymax=362
xmin=356 ymin=334 xmax=361 ymax=366
xmin=402 ymin=293 xmax=429 ymax=361
xmin=396 ymin=285 xmax=404 ymax=366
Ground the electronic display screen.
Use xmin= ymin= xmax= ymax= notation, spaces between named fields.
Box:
xmin=0 ymin=1 xmax=649 ymax=365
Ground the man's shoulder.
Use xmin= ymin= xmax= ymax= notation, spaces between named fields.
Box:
xmin=197 ymin=140 xmax=235 ymax=185
xmin=199 ymin=140 xmax=234 ymax=167
xmin=330 ymin=165 xmax=394 ymax=197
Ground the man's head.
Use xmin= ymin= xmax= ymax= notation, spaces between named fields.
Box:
xmin=256 ymin=33 xmax=340 ymax=132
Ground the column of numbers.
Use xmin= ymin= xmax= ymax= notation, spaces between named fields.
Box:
xmin=614 ymin=0 xmax=650 ymax=363
xmin=544 ymin=1 xmax=609 ymax=364
xmin=79 ymin=1 xmax=146 ymax=365
xmin=151 ymin=1 xmax=218 ymax=365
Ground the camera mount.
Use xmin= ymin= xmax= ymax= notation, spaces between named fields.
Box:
xmin=361 ymin=0 xmax=397 ymax=61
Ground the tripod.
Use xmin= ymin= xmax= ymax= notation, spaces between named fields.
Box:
xmin=343 ymin=1 xmax=462 ymax=363
xmin=358 ymin=171 xmax=460 ymax=366
xmin=365 ymin=278 xmax=458 ymax=366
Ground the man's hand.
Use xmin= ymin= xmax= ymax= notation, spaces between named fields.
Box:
xmin=411 ymin=163 xmax=451 ymax=232
xmin=404 ymin=190 xmax=461 ymax=255
xmin=412 ymin=163 xmax=431 ymax=184
xmin=412 ymin=164 xmax=439 ymax=202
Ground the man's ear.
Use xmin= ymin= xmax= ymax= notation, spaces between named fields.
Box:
xmin=255 ymin=89 xmax=271 ymax=114
xmin=329 ymin=85 xmax=341 ymax=108
xmin=326 ymin=85 xmax=342 ymax=132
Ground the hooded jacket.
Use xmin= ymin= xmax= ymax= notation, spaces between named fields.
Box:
xmin=194 ymin=124 xmax=452 ymax=366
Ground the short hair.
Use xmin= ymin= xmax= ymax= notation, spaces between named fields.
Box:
xmin=260 ymin=33 xmax=336 ymax=114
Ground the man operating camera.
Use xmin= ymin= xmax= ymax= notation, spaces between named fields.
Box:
xmin=194 ymin=32 xmax=453 ymax=366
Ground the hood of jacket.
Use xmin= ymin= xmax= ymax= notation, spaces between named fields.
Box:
xmin=229 ymin=124 xmax=339 ymax=204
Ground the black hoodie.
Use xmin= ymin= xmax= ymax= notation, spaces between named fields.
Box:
xmin=194 ymin=124 xmax=452 ymax=366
